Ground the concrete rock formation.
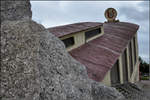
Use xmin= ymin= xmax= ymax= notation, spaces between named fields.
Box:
xmin=114 ymin=83 xmax=150 ymax=100
xmin=1 ymin=17 xmax=124 ymax=100
xmin=1 ymin=0 xmax=32 ymax=22
xmin=1 ymin=0 xmax=125 ymax=100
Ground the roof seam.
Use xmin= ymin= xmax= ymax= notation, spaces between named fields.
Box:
xmin=73 ymin=55 xmax=111 ymax=69
xmin=88 ymin=42 xmax=120 ymax=55
xmin=106 ymin=33 xmax=128 ymax=42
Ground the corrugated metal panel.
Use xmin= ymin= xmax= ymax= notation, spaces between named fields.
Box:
xmin=69 ymin=22 xmax=139 ymax=82
xmin=48 ymin=21 xmax=139 ymax=82
xmin=47 ymin=22 xmax=103 ymax=37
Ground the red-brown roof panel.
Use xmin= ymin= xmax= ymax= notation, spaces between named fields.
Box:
xmin=90 ymin=34 xmax=128 ymax=54
xmin=69 ymin=22 xmax=139 ymax=82
xmin=48 ymin=21 xmax=139 ymax=82
xmin=72 ymin=55 xmax=109 ymax=82
xmin=47 ymin=22 xmax=103 ymax=37
xmin=71 ymin=43 xmax=118 ymax=68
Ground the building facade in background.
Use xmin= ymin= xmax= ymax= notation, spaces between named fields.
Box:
xmin=47 ymin=8 xmax=140 ymax=86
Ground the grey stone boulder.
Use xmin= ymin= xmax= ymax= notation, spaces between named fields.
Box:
xmin=1 ymin=0 xmax=32 ymax=23
xmin=1 ymin=0 xmax=125 ymax=100
xmin=1 ymin=19 xmax=124 ymax=100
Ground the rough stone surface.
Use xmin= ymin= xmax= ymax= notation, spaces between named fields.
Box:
xmin=1 ymin=0 xmax=125 ymax=100
xmin=114 ymin=82 xmax=150 ymax=100
xmin=1 ymin=19 xmax=124 ymax=100
xmin=1 ymin=0 xmax=32 ymax=23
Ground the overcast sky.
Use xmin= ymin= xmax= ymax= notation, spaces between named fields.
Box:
xmin=31 ymin=1 xmax=149 ymax=63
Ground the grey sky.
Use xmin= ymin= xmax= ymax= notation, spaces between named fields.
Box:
xmin=31 ymin=1 xmax=149 ymax=63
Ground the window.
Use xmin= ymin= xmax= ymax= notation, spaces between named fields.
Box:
xmin=122 ymin=49 xmax=128 ymax=83
xmin=129 ymin=41 xmax=133 ymax=76
xmin=111 ymin=60 xmax=120 ymax=86
xmin=133 ymin=37 xmax=137 ymax=64
xmin=85 ymin=28 xmax=101 ymax=40
xmin=62 ymin=37 xmax=75 ymax=48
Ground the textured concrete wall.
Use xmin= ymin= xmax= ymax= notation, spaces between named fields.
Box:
xmin=130 ymin=34 xmax=140 ymax=83
xmin=117 ymin=33 xmax=139 ymax=84
xmin=130 ymin=61 xmax=140 ymax=83
xmin=1 ymin=0 xmax=125 ymax=100
xmin=119 ymin=55 xmax=124 ymax=84
xmin=101 ymin=71 xmax=111 ymax=86
xmin=127 ymin=44 xmax=131 ymax=80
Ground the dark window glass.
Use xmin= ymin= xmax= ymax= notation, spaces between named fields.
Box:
xmin=85 ymin=28 xmax=101 ymax=40
xmin=122 ymin=49 xmax=128 ymax=83
xmin=62 ymin=37 xmax=74 ymax=48
xmin=129 ymin=41 xmax=133 ymax=76
xmin=111 ymin=60 xmax=120 ymax=86
xmin=133 ymin=37 xmax=137 ymax=64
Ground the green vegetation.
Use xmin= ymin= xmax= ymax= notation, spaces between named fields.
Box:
xmin=139 ymin=56 xmax=149 ymax=80
xmin=140 ymin=76 xmax=149 ymax=80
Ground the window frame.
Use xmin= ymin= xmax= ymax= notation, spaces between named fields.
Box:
xmin=85 ymin=28 xmax=101 ymax=41
xmin=133 ymin=37 xmax=137 ymax=64
xmin=129 ymin=41 xmax=133 ymax=76
xmin=122 ymin=49 xmax=129 ymax=83
xmin=62 ymin=36 xmax=75 ymax=48
xmin=111 ymin=60 xmax=120 ymax=86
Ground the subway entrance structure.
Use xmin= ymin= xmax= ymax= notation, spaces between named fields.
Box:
xmin=47 ymin=8 xmax=140 ymax=86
